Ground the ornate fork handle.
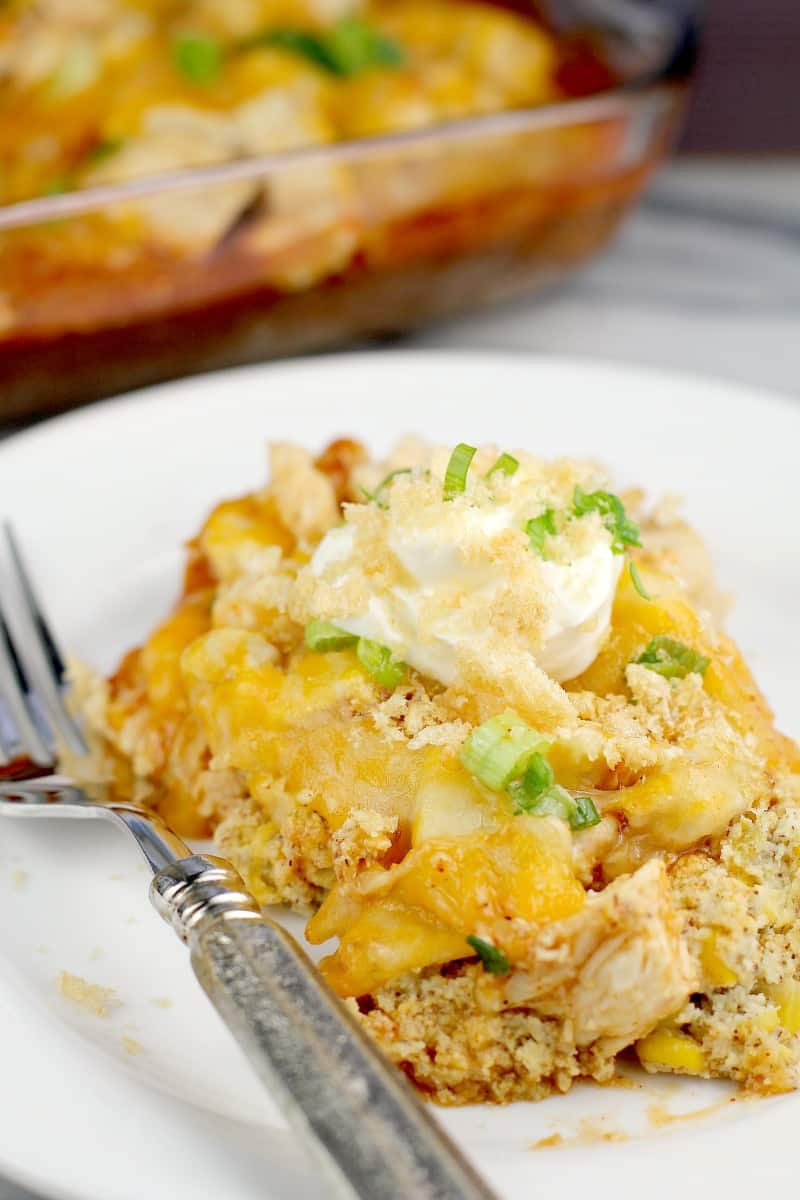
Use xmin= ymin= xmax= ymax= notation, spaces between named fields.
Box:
xmin=153 ymin=855 xmax=498 ymax=1200
xmin=0 ymin=779 xmax=498 ymax=1200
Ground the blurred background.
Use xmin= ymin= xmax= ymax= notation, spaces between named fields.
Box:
xmin=0 ymin=0 xmax=798 ymax=429
xmin=681 ymin=0 xmax=799 ymax=153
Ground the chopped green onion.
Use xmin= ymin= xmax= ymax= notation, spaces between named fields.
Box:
xmin=628 ymin=559 xmax=651 ymax=600
xmin=86 ymin=137 xmax=123 ymax=165
xmin=305 ymin=619 xmax=358 ymax=653
xmin=324 ymin=15 xmax=404 ymax=72
xmin=570 ymin=794 xmax=601 ymax=831
xmin=573 ymin=486 xmax=641 ymax=554
xmin=249 ymin=17 xmax=403 ymax=76
xmin=443 ymin=443 xmax=477 ymax=500
xmin=516 ymin=785 xmax=601 ymax=831
xmin=359 ymin=467 xmax=412 ymax=508
xmin=460 ymin=711 xmax=549 ymax=792
xmin=486 ymin=453 xmax=519 ymax=479
xmin=466 ymin=935 xmax=510 ymax=976
xmin=525 ymin=508 xmax=557 ymax=556
xmin=518 ymin=784 xmax=574 ymax=823
xmin=249 ymin=27 xmax=329 ymax=66
xmin=463 ymin=713 xmax=602 ymax=830
xmin=635 ymin=635 xmax=709 ymax=679
xmin=507 ymin=753 xmax=554 ymax=813
xmin=173 ymin=33 xmax=222 ymax=84
xmin=356 ymin=638 xmax=406 ymax=689
xmin=42 ymin=177 xmax=72 ymax=196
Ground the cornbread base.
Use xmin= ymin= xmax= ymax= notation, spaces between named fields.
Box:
xmin=210 ymin=785 xmax=800 ymax=1104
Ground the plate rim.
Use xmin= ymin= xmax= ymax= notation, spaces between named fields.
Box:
xmin=3 ymin=347 xmax=798 ymax=466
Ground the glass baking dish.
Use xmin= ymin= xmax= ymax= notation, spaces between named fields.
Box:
xmin=0 ymin=2 xmax=699 ymax=419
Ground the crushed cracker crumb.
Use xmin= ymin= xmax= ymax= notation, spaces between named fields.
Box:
xmin=57 ymin=971 xmax=120 ymax=1017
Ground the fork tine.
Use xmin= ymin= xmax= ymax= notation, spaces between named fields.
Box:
xmin=0 ymin=611 xmax=18 ymax=765
xmin=3 ymin=523 xmax=87 ymax=758
xmin=0 ymin=602 xmax=52 ymax=765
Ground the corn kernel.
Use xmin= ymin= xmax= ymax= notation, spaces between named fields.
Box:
xmin=756 ymin=1007 xmax=781 ymax=1033
xmin=636 ymin=1028 xmax=707 ymax=1075
xmin=766 ymin=980 xmax=800 ymax=1034
xmin=700 ymin=930 xmax=738 ymax=987
xmin=246 ymin=821 xmax=278 ymax=906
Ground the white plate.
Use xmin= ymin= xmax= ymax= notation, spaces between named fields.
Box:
xmin=0 ymin=351 xmax=797 ymax=1200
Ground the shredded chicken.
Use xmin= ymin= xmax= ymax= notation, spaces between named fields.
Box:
xmin=504 ymin=860 xmax=696 ymax=1044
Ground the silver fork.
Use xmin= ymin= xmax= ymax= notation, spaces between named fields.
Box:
xmin=0 ymin=523 xmax=499 ymax=1200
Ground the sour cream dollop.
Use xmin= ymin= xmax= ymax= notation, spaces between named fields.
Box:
xmin=309 ymin=470 xmax=623 ymax=686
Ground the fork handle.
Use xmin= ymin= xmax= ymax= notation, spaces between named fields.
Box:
xmin=151 ymin=855 xmax=498 ymax=1200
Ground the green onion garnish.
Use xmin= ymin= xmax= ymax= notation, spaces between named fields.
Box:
xmin=516 ymin=784 xmax=573 ymax=823
xmin=628 ymin=559 xmax=651 ymax=600
xmin=42 ymin=177 xmax=72 ymax=197
xmin=359 ymin=467 xmax=412 ymax=508
xmin=356 ymin=638 xmax=406 ymax=689
xmin=525 ymin=508 xmax=557 ymax=556
xmin=514 ymin=784 xmax=601 ymax=831
xmin=248 ymin=17 xmax=403 ymax=77
xmin=635 ymin=635 xmax=709 ymax=679
xmin=570 ymin=794 xmax=602 ymax=831
xmin=462 ymin=714 xmax=601 ymax=831
xmin=466 ymin=935 xmax=510 ymax=976
xmin=443 ymin=443 xmax=477 ymax=500
xmin=248 ymin=27 xmax=327 ymax=66
xmin=573 ymin=486 xmax=641 ymax=554
xmin=506 ymin=753 xmax=554 ymax=813
xmin=86 ymin=137 xmax=123 ymax=165
xmin=324 ymin=15 xmax=404 ymax=72
xmin=486 ymin=453 xmax=519 ymax=479
xmin=173 ymin=33 xmax=222 ymax=84
xmin=460 ymin=712 xmax=549 ymax=792
xmin=305 ymin=619 xmax=358 ymax=653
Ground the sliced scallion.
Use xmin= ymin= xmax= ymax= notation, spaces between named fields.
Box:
xmin=486 ymin=452 xmax=519 ymax=479
xmin=517 ymin=784 xmax=573 ymax=823
xmin=573 ymin=486 xmax=641 ymax=554
xmin=628 ymin=559 xmax=651 ymax=600
xmin=526 ymin=508 xmax=557 ymax=556
xmin=85 ymin=137 xmax=123 ymax=165
xmin=466 ymin=935 xmax=510 ymax=976
xmin=248 ymin=17 xmax=403 ymax=76
xmin=324 ymin=15 xmax=404 ymax=72
xmin=356 ymin=638 xmax=406 ymax=688
xmin=516 ymin=784 xmax=601 ymax=831
xmin=173 ymin=33 xmax=222 ymax=84
xmin=570 ymin=794 xmax=601 ymax=831
xmin=443 ymin=443 xmax=476 ymax=500
xmin=305 ymin=619 xmax=358 ymax=653
xmin=460 ymin=711 xmax=549 ymax=792
xmin=42 ymin=177 xmax=72 ymax=196
xmin=507 ymin=753 xmax=554 ymax=813
xmin=635 ymin=635 xmax=709 ymax=679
